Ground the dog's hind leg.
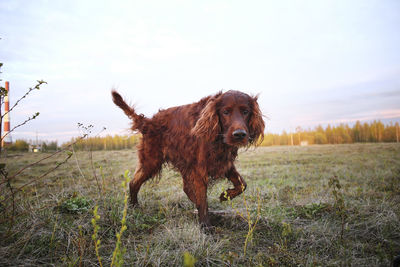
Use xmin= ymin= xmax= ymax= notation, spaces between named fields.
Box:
xmin=183 ymin=176 xmax=196 ymax=204
xmin=129 ymin=160 xmax=162 ymax=207
xmin=129 ymin=137 xmax=164 ymax=206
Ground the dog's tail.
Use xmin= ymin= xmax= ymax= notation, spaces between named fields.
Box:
xmin=111 ymin=90 xmax=147 ymax=132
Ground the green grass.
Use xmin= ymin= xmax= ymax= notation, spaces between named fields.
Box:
xmin=1 ymin=143 xmax=399 ymax=266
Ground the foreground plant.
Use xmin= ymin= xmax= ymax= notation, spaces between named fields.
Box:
xmin=91 ymin=170 xmax=130 ymax=267
xmin=91 ymin=205 xmax=103 ymax=267
xmin=225 ymin=186 xmax=261 ymax=256
xmin=329 ymin=176 xmax=347 ymax=240
xmin=110 ymin=170 xmax=130 ymax=267
xmin=183 ymin=251 xmax=197 ymax=267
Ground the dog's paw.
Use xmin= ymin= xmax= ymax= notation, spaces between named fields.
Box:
xmin=201 ymin=224 xmax=216 ymax=234
xmin=219 ymin=191 xmax=229 ymax=202
xmin=129 ymin=201 xmax=139 ymax=208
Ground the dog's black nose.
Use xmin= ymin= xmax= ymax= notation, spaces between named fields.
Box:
xmin=232 ymin=129 xmax=247 ymax=139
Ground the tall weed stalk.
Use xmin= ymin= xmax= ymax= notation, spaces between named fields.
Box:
xmin=225 ymin=186 xmax=261 ymax=256
xmin=91 ymin=170 xmax=130 ymax=267
xmin=329 ymin=176 xmax=347 ymax=240
xmin=110 ymin=170 xmax=130 ymax=267
xmin=91 ymin=206 xmax=103 ymax=267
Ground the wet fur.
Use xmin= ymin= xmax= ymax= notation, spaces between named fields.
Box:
xmin=112 ymin=90 xmax=265 ymax=227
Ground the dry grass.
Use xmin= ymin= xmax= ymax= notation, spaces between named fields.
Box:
xmin=1 ymin=143 xmax=399 ymax=266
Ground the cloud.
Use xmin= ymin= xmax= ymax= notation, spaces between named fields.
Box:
xmin=2 ymin=0 xmax=400 ymax=139
xmin=358 ymin=89 xmax=400 ymax=99
xmin=314 ymin=109 xmax=400 ymax=125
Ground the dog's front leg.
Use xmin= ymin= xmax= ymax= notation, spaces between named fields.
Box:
xmin=220 ymin=166 xmax=247 ymax=202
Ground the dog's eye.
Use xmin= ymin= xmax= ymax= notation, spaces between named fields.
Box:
xmin=243 ymin=110 xmax=249 ymax=115
xmin=222 ymin=110 xmax=230 ymax=115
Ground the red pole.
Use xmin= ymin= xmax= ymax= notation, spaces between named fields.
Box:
xmin=2 ymin=81 xmax=12 ymax=146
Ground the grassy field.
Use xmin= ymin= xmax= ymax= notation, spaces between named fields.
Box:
xmin=1 ymin=143 xmax=399 ymax=266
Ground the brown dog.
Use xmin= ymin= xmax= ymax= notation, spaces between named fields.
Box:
xmin=112 ymin=90 xmax=265 ymax=227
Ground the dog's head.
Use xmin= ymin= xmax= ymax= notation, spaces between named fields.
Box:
xmin=192 ymin=90 xmax=265 ymax=146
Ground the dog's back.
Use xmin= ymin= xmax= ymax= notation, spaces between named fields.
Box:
xmin=147 ymin=96 xmax=213 ymax=168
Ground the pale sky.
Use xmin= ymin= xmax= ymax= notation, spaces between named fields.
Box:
xmin=1 ymin=0 xmax=400 ymax=143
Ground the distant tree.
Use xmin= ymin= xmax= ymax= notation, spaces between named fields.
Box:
xmin=314 ymin=125 xmax=327 ymax=144
xmin=280 ymin=131 xmax=289 ymax=145
xmin=315 ymin=132 xmax=328 ymax=144
xmin=325 ymin=124 xmax=333 ymax=144
xmin=295 ymin=126 xmax=302 ymax=145
xmin=339 ymin=124 xmax=352 ymax=143
xmin=353 ymin=121 xmax=362 ymax=142
xmin=42 ymin=141 xmax=58 ymax=151
xmin=361 ymin=122 xmax=371 ymax=142
xmin=376 ymin=121 xmax=385 ymax=142
xmin=66 ymin=134 xmax=140 ymax=151
xmin=260 ymin=134 xmax=274 ymax=146
xmin=8 ymin=139 xmax=29 ymax=152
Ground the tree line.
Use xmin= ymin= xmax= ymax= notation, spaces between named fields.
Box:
xmin=5 ymin=140 xmax=58 ymax=152
xmin=6 ymin=120 xmax=400 ymax=152
xmin=6 ymin=135 xmax=139 ymax=152
xmin=260 ymin=120 xmax=399 ymax=146
xmin=65 ymin=135 xmax=140 ymax=151
xmin=71 ymin=120 xmax=398 ymax=150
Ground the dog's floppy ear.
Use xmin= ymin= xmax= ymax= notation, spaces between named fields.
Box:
xmin=191 ymin=93 xmax=222 ymax=142
xmin=248 ymin=95 xmax=265 ymax=145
